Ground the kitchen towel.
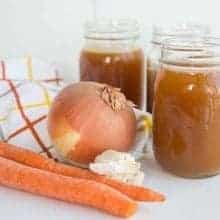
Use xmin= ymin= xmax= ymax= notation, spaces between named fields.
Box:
xmin=0 ymin=56 xmax=64 ymax=160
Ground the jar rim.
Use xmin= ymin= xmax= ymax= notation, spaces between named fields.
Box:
xmin=160 ymin=37 xmax=220 ymax=68
xmin=162 ymin=37 xmax=220 ymax=51
xmin=152 ymin=23 xmax=210 ymax=45
xmin=84 ymin=19 xmax=141 ymax=40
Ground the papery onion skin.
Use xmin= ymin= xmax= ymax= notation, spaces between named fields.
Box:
xmin=48 ymin=82 xmax=136 ymax=166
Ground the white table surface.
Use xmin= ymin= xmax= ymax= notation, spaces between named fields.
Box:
xmin=0 ymin=152 xmax=219 ymax=220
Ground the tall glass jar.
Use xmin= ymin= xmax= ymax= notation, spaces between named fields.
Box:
xmin=147 ymin=24 xmax=210 ymax=112
xmin=153 ymin=37 xmax=220 ymax=178
xmin=80 ymin=19 xmax=145 ymax=109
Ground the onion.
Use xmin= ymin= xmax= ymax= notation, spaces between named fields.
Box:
xmin=47 ymin=82 xmax=136 ymax=167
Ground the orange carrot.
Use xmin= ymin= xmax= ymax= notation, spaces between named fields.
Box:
xmin=0 ymin=142 xmax=165 ymax=202
xmin=0 ymin=156 xmax=137 ymax=217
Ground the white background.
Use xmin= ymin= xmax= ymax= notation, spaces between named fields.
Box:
xmin=1 ymin=1 xmax=220 ymax=219
xmin=0 ymin=0 xmax=219 ymax=81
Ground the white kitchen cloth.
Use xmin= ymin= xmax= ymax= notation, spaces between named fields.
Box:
xmin=0 ymin=56 xmax=64 ymax=160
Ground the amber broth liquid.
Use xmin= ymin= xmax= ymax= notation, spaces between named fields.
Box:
xmin=153 ymin=65 xmax=220 ymax=177
xmin=146 ymin=61 xmax=158 ymax=113
xmin=80 ymin=49 xmax=144 ymax=109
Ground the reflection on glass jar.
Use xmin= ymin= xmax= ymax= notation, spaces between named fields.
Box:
xmin=153 ymin=37 xmax=220 ymax=178
xmin=80 ymin=19 xmax=145 ymax=109
xmin=147 ymin=24 xmax=210 ymax=113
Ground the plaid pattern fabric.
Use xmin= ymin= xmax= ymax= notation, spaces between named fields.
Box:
xmin=0 ymin=57 xmax=64 ymax=160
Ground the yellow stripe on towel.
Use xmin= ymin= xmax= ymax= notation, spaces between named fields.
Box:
xmin=42 ymin=87 xmax=52 ymax=107
xmin=27 ymin=56 xmax=33 ymax=80
xmin=0 ymin=117 xmax=6 ymax=122
xmin=13 ymin=102 xmax=50 ymax=111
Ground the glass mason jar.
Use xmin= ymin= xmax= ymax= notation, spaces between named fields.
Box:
xmin=80 ymin=19 xmax=145 ymax=109
xmin=153 ymin=37 xmax=220 ymax=178
xmin=147 ymin=24 xmax=210 ymax=113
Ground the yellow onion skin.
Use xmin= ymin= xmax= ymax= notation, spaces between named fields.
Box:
xmin=48 ymin=82 xmax=136 ymax=166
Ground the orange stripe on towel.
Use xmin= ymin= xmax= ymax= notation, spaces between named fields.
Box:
xmin=7 ymin=80 xmax=52 ymax=158
xmin=6 ymin=115 xmax=47 ymax=141
xmin=44 ymin=77 xmax=62 ymax=85
xmin=1 ymin=61 xmax=6 ymax=80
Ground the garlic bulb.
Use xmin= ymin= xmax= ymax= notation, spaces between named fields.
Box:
xmin=89 ymin=150 xmax=144 ymax=185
